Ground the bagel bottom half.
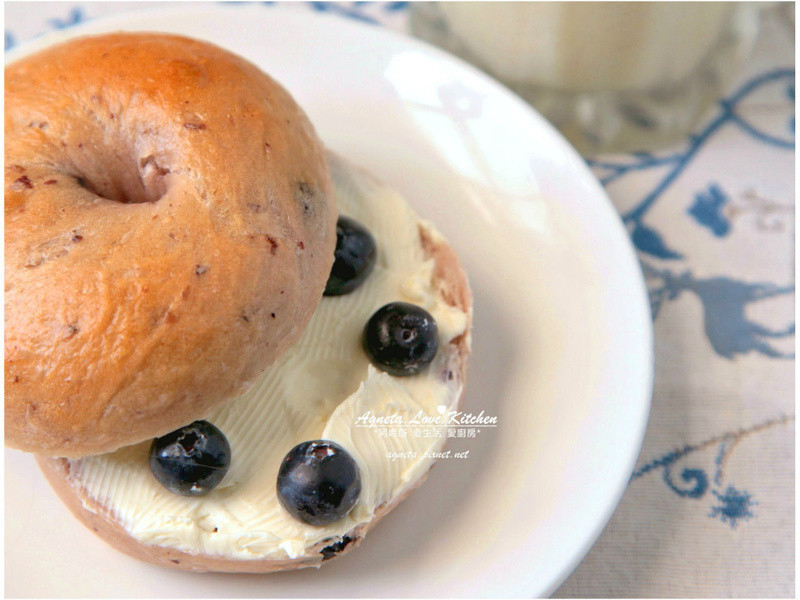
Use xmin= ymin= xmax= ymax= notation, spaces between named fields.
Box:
xmin=36 ymin=153 xmax=473 ymax=573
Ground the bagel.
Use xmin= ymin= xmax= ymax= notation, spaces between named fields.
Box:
xmin=5 ymin=33 xmax=337 ymax=457
xmin=37 ymin=152 xmax=473 ymax=572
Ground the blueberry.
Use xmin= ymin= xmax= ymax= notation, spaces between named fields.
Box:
xmin=324 ymin=216 xmax=377 ymax=296
xmin=276 ymin=440 xmax=361 ymax=526
xmin=363 ymin=302 xmax=438 ymax=376
xmin=149 ymin=420 xmax=231 ymax=496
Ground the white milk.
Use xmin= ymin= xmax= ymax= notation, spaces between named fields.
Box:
xmin=436 ymin=1 xmax=735 ymax=92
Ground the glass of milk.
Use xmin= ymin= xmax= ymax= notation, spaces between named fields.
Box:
xmin=410 ymin=2 xmax=760 ymax=154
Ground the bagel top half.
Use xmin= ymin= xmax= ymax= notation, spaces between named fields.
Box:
xmin=5 ymin=33 xmax=337 ymax=458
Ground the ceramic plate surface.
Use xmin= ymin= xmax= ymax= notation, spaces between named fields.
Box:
xmin=5 ymin=6 xmax=652 ymax=598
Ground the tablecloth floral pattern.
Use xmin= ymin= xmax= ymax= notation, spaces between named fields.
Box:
xmin=5 ymin=2 xmax=794 ymax=597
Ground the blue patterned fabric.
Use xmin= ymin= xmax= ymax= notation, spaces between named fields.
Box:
xmin=5 ymin=2 xmax=794 ymax=597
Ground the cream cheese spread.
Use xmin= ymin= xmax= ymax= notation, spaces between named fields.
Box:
xmin=67 ymin=154 xmax=469 ymax=561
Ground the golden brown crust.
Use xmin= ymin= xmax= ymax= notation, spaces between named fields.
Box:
xmin=36 ymin=212 xmax=473 ymax=573
xmin=5 ymin=33 xmax=336 ymax=457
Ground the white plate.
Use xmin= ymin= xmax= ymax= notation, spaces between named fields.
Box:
xmin=4 ymin=6 xmax=652 ymax=598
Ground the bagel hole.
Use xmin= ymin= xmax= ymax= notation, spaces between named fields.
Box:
xmin=70 ymin=154 xmax=169 ymax=204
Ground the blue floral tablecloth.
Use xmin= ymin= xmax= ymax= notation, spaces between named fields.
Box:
xmin=5 ymin=2 xmax=794 ymax=597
